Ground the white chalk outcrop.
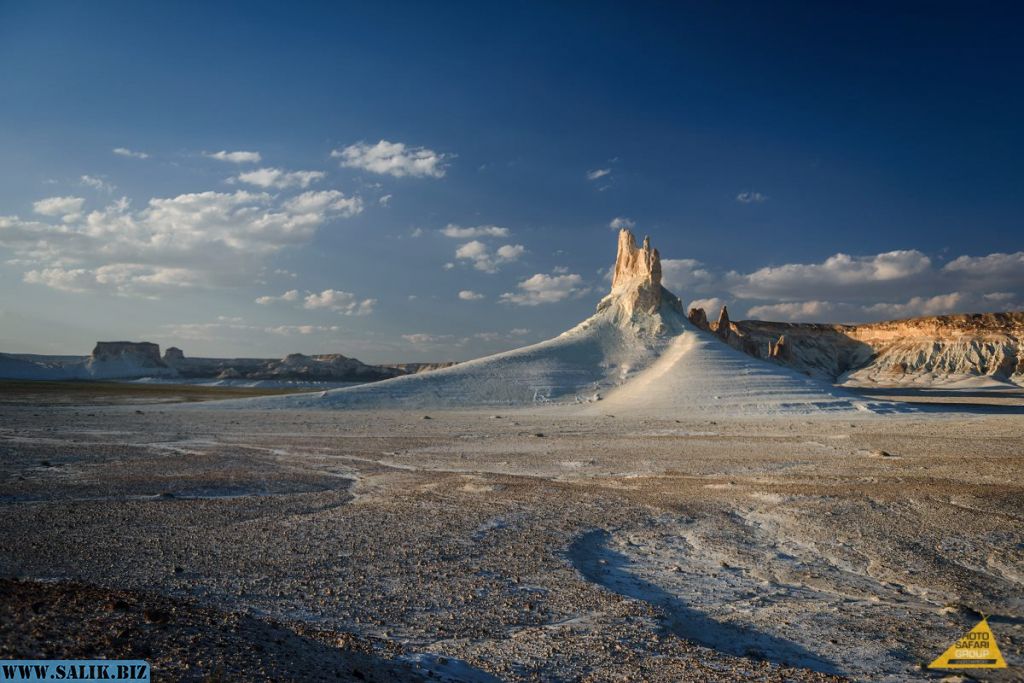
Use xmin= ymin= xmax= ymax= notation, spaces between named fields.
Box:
xmin=0 ymin=341 xmax=176 ymax=380
xmin=230 ymin=229 xmax=884 ymax=415
xmin=87 ymin=341 xmax=173 ymax=378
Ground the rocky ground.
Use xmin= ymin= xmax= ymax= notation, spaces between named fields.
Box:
xmin=0 ymin=395 xmax=1022 ymax=681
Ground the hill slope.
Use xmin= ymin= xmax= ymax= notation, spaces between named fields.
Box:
xmin=588 ymin=320 xmax=890 ymax=416
xmin=230 ymin=230 xmax=884 ymax=415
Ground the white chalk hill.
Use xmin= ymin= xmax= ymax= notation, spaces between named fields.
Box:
xmin=239 ymin=230 xmax=887 ymax=415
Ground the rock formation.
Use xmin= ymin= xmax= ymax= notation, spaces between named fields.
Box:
xmin=688 ymin=307 xmax=709 ymax=329
xmin=163 ymin=347 xmax=185 ymax=364
xmin=711 ymin=312 xmax=1024 ymax=386
xmin=2 ymin=341 xmax=456 ymax=383
xmin=596 ymin=229 xmax=683 ymax=328
xmin=160 ymin=349 xmax=456 ymax=382
xmin=713 ymin=306 xmax=731 ymax=340
xmin=767 ymin=335 xmax=790 ymax=362
xmin=599 ymin=229 xmax=664 ymax=318
xmin=90 ymin=341 xmax=166 ymax=368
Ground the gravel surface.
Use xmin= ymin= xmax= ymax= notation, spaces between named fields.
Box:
xmin=1 ymin=401 xmax=1022 ymax=681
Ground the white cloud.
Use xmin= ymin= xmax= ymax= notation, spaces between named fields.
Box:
xmin=440 ymin=224 xmax=510 ymax=238
xmin=333 ymin=140 xmax=449 ymax=178
xmin=455 ymin=240 xmax=488 ymax=260
xmin=379 ymin=194 xmax=392 ymax=206
xmin=736 ymin=191 xmax=767 ymax=204
xmin=113 ymin=147 xmax=149 ymax=159
xmin=944 ymin=251 xmax=1024 ymax=275
xmin=267 ymin=324 xmax=341 ymax=336
xmin=303 ymin=289 xmax=376 ymax=316
xmin=587 ymin=168 xmax=611 ymax=181
xmin=402 ymin=333 xmax=453 ymax=345
xmin=746 ymin=300 xmax=838 ymax=321
xmin=23 ymin=267 xmax=94 ymax=292
xmin=255 ymin=289 xmax=300 ymax=305
xmin=234 ymin=168 xmax=325 ymax=189
xmin=3 ymin=189 xmax=362 ymax=296
xmin=862 ymin=292 xmax=969 ymax=319
xmin=80 ymin=175 xmax=116 ymax=193
xmin=454 ymin=240 xmax=525 ymax=273
xmin=500 ymin=272 xmax=587 ymax=306
xmin=686 ymin=297 xmax=727 ymax=315
xmin=730 ymin=250 xmax=932 ymax=299
xmin=24 ymin=264 xmax=196 ymax=295
xmin=745 ymin=291 xmax=1021 ymax=323
xmin=661 ymin=258 xmax=716 ymax=294
xmin=165 ymin=320 xmax=341 ymax=340
xmin=458 ymin=290 xmax=485 ymax=300
xmin=496 ymin=244 xmax=525 ymax=260
xmin=205 ymin=150 xmax=262 ymax=163
xmin=609 ymin=217 xmax=635 ymax=230
xmin=283 ymin=190 xmax=363 ymax=218
xmin=33 ymin=196 xmax=85 ymax=219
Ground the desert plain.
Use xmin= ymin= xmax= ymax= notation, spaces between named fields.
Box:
xmin=1 ymin=386 xmax=1021 ymax=682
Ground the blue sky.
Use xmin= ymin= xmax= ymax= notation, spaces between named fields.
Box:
xmin=1 ymin=2 xmax=1022 ymax=361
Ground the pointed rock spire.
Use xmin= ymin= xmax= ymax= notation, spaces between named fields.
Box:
xmin=605 ymin=228 xmax=662 ymax=316
xmin=715 ymin=305 xmax=731 ymax=340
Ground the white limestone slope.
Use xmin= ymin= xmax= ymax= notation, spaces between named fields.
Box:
xmin=585 ymin=320 xmax=889 ymax=417
xmin=232 ymin=299 xmax=682 ymax=410
xmin=223 ymin=229 xmax=898 ymax=416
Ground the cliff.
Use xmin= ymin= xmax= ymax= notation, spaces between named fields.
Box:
xmin=688 ymin=308 xmax=1024 ymax=387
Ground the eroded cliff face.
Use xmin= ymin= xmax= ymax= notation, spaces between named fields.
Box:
xmin=842 ymin=313 xmax=1024 ymax=385
xmin=688 ymin=308 xmax=1024 ymax=386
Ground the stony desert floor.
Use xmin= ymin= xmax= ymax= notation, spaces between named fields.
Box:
xmin=1 ymin=394 xmax=1022 ymax=681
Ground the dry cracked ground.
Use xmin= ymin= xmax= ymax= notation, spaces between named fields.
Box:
xmin=1 ymin=396 xmax=1022 ymax=681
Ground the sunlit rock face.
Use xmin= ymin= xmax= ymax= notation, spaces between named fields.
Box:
xmin=597 ymin=229 xmax=668 ymax=320
xmin=718 ymin=313 xmax=1024 ymax=386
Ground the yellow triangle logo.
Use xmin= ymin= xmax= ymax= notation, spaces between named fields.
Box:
xmin=929 ymin=617 xmax=1007 ymax=669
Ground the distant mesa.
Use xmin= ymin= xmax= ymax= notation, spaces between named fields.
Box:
xmin=167 ymin=350 xmax=457 ymax=382
xmin=91 ymin=341 xmax=166 ymax=368
xmin=163 ymin=346 xmax=185 ymax=364
xmin=0 ymin=341 xmax=455 ymax=383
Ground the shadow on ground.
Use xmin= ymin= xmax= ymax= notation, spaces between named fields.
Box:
xmin=567 ymin=530 xmax=844 ymax=676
